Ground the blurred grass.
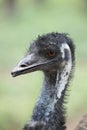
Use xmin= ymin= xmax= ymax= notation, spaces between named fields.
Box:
xmin=0 ymin=0 xmax=87 ymax=130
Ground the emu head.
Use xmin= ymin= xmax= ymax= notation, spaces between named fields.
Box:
xmin=11 ymin=33 xmax=75 ymax=77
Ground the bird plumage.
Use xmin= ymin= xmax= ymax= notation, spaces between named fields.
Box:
xmin=11 ymin=32 xmax=86 ymax=130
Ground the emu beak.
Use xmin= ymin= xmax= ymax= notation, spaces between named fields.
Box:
xmin=11 ymin=53 xmax=42 ymax=77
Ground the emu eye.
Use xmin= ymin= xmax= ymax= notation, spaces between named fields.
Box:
xmin=46 ymin=50 xmax=56 ymax=58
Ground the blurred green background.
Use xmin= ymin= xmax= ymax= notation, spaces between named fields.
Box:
xmin=0 ymin=0 xmax=87 ymax=130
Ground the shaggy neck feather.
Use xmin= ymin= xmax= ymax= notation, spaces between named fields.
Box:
xmin=30 ymin=44 xmax=72 ymax=130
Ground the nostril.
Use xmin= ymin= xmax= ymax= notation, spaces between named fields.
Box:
xmin=20 ymin=64 xmax=27 ymax=68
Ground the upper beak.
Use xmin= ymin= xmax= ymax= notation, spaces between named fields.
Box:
xmin=11 ymin=53 xmax=42 ymax=77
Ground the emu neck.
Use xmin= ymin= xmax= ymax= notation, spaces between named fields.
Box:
xmin=31 ymin=58 xmax=72 ymax=130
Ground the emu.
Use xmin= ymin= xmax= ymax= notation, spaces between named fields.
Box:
xmin=11 ymin=32 xmax=87 ymax=130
